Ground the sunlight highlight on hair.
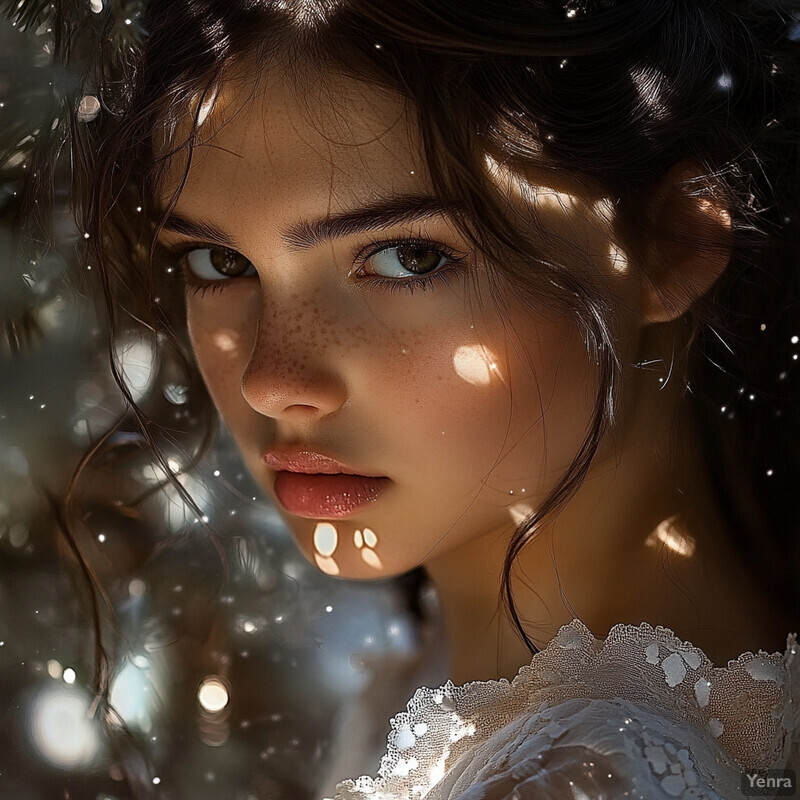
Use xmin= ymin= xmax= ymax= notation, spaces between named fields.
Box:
xmin=196 ymin=87 xmax=219 ymax=128
xmin=629 ymin=64 xmax=671 ymax=122
xmin=273 ymin=0 xmax=334 ymax=27
xmin=486 ymin=154 xmax=584 ymax=214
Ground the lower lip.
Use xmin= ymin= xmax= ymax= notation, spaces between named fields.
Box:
xmin=273 ymin=472 xmax=389 ymax=519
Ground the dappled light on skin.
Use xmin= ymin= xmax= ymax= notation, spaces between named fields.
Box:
xmin=353 ymin=527 xmax=383 ymax=570
xmin=532 ymin=187 xmax=584 ymax=216
xmin=591 ymin=198 xmax=616 ymax=226
xmin=313 ymin=521 xmax=341 ymax=574
xmin=314 ymin=553 xmax=341 ymax=575
xmin=509 ymin=501 xmax=534 ymax=526
xmin=485 ymin=154 xmax=580 ymax=212
xmin=452 ymin=344 xmax=505 ymax=387
xmin=314 ymin=522 xmax=338 ymax=556
xmin=591 ymin=199 xmax=629 ymax=275
xmin=609 ymin=242 xmax=629 ymax=274
xmin=485 ymin=155 xmax=629 ymax=277
xmin=170 ymin=72 xmax=623 ymax=584
xmin=697 ymin=198 xmax=732 ymax=229
xmin=644 ymin=517 xmax=697 ymax=558
xmin=212 ymin=329 xmax=240 ymax=354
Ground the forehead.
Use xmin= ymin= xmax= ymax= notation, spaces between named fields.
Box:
xmin=164 ymin=70 xmax=424 ymax=223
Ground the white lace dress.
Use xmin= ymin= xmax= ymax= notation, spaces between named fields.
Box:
xmin=331 ymin=620 xmax=799 ymax=800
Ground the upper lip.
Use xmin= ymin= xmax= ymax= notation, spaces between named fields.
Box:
xmin=261 ymin=447 xmax=384 ymax=477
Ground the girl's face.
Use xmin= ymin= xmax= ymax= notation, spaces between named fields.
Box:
xmin=158 ymin=72 xmax=637 ymax=579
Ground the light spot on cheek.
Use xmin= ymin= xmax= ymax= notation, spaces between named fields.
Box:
xmin=213 ymin=330 xmax=241 ymax=354
xmin=452 ymin=345 xmax=505 ymax=386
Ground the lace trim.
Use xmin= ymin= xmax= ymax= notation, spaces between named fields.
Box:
xmin=332 ymin=619 xmax=799 ymax=800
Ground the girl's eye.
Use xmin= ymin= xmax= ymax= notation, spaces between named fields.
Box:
xmin=184 ymin=247 xmax=257 ymax=280
xmin=364 ymin=244 xmax=449 ymax=278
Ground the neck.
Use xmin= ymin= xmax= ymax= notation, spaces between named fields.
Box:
xmin=425 ymin=358 xmax=781 ymax=684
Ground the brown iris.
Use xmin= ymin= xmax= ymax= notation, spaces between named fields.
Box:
xmin=395 ymin=245 xmax=442 ymax=274
xmin=209 ymin=247 xmax=253 ymax=277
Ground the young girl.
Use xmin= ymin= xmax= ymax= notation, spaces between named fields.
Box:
xmin=16 ymin=0 xmax=800 ymax=796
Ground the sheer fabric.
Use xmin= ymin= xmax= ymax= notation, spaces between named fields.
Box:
xmin=332 ymin=620 xmax=799 ymax=800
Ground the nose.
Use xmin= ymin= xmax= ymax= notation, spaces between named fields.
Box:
xmin=240 ymin=301 xmax=348 ymax=423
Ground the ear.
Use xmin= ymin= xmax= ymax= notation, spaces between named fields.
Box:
xmin=640 ymin=162 xmax=732 ymax=324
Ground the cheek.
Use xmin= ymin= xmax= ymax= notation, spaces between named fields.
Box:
xmin=364 ymin=307 xmax=595 ymax=500
xmin=185 ymin=290 xmax=258 ymax=426
xmin=299 ymin=319 xmax=595 ymax=578
xmin=184 ymin=282 xmax=596 ymax=578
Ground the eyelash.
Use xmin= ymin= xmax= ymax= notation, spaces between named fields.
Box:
xmin=164 ymin=236 xmax=467 ymax=297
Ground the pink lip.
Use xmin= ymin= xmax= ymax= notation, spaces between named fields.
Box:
xmin=262 ymin=448 xmax=389 ymax=518
xmin=262 ymin=449 xmax=380 ymax=476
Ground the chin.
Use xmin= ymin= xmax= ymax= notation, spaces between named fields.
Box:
xmin=301 ymin=543 xmax=417 ymax=581
xmin=284 ymin=517 xmax=422 ymax=581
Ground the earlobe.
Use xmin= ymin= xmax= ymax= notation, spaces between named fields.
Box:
xmin=640 ymin=163 xmax=733 ymax=324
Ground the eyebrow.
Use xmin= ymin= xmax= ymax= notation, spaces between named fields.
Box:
xmin=160 ymin=214 xmax=239 ymax=248
xmin=161 ymin=194 xmax=457 ymax=251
